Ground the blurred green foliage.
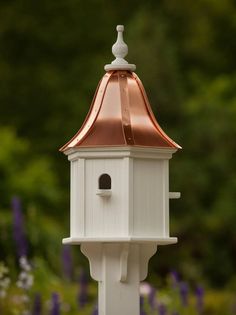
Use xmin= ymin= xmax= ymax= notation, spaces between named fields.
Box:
xmin=0 ymin=0 xmax=235 ymax=289
xmin=0 ymin=127 xmax=60 ymax=208
xmin=0 ymin=259 xmax=235 ymax=315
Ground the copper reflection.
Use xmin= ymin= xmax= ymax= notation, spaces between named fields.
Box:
xmin=60 ymin=70 xmax=181 ymax=151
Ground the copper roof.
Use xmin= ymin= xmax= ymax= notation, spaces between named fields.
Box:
xmin=60 ymin=70 xmax=181 ymax=152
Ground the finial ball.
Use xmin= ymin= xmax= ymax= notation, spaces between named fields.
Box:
xmin=116 ymin=25 xmax=124 ymax=32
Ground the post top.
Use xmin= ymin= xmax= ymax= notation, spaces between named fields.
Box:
xmin=104 ymin=25 xmax=136 ymax=72
xmin=116 ymin=25 xmax=124 ymax=32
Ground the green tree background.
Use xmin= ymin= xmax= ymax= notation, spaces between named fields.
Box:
xmin=0 ymin=0 xmax=235 ymax=289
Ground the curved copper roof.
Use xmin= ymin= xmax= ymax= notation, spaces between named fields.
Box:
xmin=60 ymin=70 xmax=181 ymax=152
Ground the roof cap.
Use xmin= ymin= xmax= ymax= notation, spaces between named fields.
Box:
xmin=104 ymin=25 xmax=136 ymax=72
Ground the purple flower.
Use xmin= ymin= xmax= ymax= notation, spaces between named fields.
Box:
xmin=12 ymin=196 xmax=28 ymax=258
xmin=51 ymin=293 xmax=60 ymax=315
xmin=196 ymin=285 xmax=204 ymax=314
xmin=140 ymin=296 xmax=146 ymax=315
xmin=179 ymin=282 xmax=189 ymax=307
xmin=158 ymin=303 xmax=167 ymax=315
xmin=148 ymin=286 xmax=156 ymax=310
xmin=78 ymin=269 xmax=88 ymax=308
xmin=170 ymin=270 xmax=179 ymax=288
xmin=32 ymin=293 xmax=42 ymax=315
xmin=61 ymin=245 xmax=73 ymax=281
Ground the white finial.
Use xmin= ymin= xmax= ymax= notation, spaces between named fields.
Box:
xmin=105 ymin=25 xmax=136 ymax=72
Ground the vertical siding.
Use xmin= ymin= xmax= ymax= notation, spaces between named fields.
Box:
xmin=70 ymin=160 xmax=77 ymax=236
xmin=70 ymin=158 xmax=85 ymax=237
xmin=123 ymin=157 xmax=133 ymax=236
xmin=163 ymin=160 xmax=169 ymax=237
xmin=133 ymin=159 xmax=164 ymax=237
xmin=85 ymin=158 xmax=127 ymax=237
xmin=78 ymin=158 xmax=85 ymax=236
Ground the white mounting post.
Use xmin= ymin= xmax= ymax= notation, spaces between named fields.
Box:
xmin=81 ymin=243 xmax=157 ymax=315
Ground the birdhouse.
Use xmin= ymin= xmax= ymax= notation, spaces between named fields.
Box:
xmin=61 ymin=25 xmax=181 ymax=245
xmin=61 ymin=25 xmax=180 ymax=245
xmin=61 ymin=25 xmax=181 ymax=315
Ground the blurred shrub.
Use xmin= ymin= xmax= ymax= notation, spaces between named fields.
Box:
xmin=0 ymin=126 xmax=60 ymax=209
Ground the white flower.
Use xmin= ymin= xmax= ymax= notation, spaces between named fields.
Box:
xmin=19 ymin=256 xmax=31 ymax=272
xmin=16 ymin=271 xmax=34 ymax=290
xmin=0 ymin=263 xmax=10 ymax=299
xmin=140 ymin=282 xmax=153 ymax=296
xmin=1 ymin=277 xmax=10 ymax=289
xmin=0 ymin=262 xmax=9 ymax=278
xmin=26 ymin=274 xmax=33 ymax=288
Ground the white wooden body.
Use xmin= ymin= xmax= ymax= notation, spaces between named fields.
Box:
xmin=63 ymin=146 xmax=178 ymax=245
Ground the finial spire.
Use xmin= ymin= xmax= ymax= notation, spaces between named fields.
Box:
xmin=105 ymin=25 xmax=136 ymax=72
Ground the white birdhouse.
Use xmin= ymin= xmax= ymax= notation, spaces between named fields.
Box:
xmin=60 ymin=25 xmax=181 ymax=315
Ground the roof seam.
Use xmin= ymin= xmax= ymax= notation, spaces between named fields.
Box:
xmin=118 ymin=72 xmax=134 ymax=145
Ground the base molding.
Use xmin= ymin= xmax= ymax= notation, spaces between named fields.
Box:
xmin=80 ymin=243 xmax=157 ymax=315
